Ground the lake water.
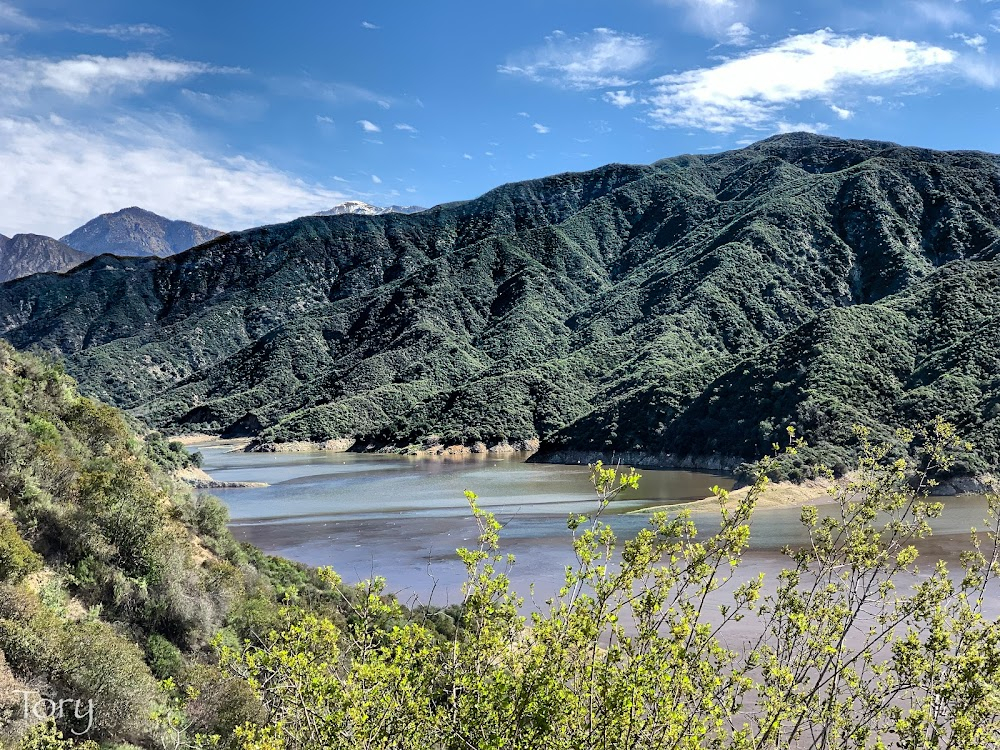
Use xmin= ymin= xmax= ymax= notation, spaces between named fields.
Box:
xmin=200 ymin=445 xmax=996 ymax=610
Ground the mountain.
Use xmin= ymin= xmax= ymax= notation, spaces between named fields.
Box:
xmin=315 ymin=201 xmax=427 ymax=216
xmin=60 ymin=206 xmax=224 ymax=258
xmin=0 ymin=233 xmax=92 ymax=282
xmin=1 ymin=133 xmax=999 ymax=475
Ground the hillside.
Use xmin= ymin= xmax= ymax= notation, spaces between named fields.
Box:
xmin=0 ymin=342 xmax=356 ymax=746
xmin=1 ymin=133 xmax=999 ymax=475
xmin=60 ymin=206 xmax=224 ymax=258
xmin=0 ymin=234 xmax=91 ymax=282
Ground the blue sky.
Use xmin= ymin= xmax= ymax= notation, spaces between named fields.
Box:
xmin=0 ymin=0 xmax=998 ymax=236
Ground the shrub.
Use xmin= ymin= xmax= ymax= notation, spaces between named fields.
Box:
xmin=145 ymin=634 xmax=185 ymax=680
xmin=0 ymin=518 xmax=42 ymax=583
xmin=219 ymin=425 xmax=1000 ymax=749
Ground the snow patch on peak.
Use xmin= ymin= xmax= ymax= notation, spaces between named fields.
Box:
xmin=315 ymin=202 xmax=426 ymax=217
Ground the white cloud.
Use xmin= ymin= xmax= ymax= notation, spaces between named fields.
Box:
xmin=604 ymin=89 xmax=637 ymax=107
xmin=533 ymin=122 xmax=550 ymax=134
xmin=361 ymin=21 xmax=380 ymax=29
xmin=0 ymin=2 xmax=36 ymax=29
xmin=316 ymin=114 xmax=333 ymax=124
xmin=516 ymin=111 xmax=530 ymax=117
xmin=0 ymin=53 xmax=236 ymax=103
xmin=659 ymin=0 xmax=754 ymax=40
xmin=357 ymin=119 xmax=381 ymax=132
xmin=371 ymin=174 xmax=382 ymax=184
xmin=68 ymin=23 xmax=167 ymax=40
xmin=0 ymin=115 xmax=346 ymax=236
xmin=725 ymin=22 xmax=753 ymax=46
xmin=776 ymin=120 xmax=829 ymax=134
xmin=499 ymin=28 xmax=653 ymax=89
xmin=394 ymin=122 xmax=417 ymax=132
xmin=648 ymin=30 xmax=955 ymax=132
xmin=377 ymin=99 xmax=390 ymax=109
xmin=463 ymin=153 xmax=472 ymax=160
xmin=829 ymin=104 xmax=854 ymax=119
xmin=952 ymin=33 xmax=987 ymax=52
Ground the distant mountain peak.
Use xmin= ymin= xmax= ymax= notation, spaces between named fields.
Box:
xmin=60 ymin=207 xmax=223 ymax=258
xmin=315 ymin=201 xmax=426 ymax=217
xmin=0 ymin=233 xmax=91 ymax=282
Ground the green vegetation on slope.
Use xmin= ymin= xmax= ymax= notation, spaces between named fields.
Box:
xmin=0 ymin=343 xmax=411 ymax=747
xmin=2 ymin=338 xmax=1000 ymax=748
xmin=2 ymin=134 xmax=1000 ymax=473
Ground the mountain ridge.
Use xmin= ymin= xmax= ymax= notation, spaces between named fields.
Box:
xmin=0 ymin=233 xmax=92 ymax=282
xmin=2 ymin=133 xmax=999 ymax=476
xmin=60 ymin=206 xmax=224 ymax=258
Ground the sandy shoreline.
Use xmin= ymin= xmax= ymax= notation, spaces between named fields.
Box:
xmin=635 ymin=477 xmax=838 ymax=515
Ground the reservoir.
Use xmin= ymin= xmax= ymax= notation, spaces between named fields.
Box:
xmin=200 ymin=444 xmax=995 ymax=610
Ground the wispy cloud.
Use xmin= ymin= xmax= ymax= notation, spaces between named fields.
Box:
xmin=68 ymin=23 xmax=168 ymax=40
xmin=180 ymin=89 xmax=267 ymax=120
xmin=658 ymin=0 xmax=754 ymax=42
xmin=500 ymin=28 xmax=653 ymax=89
xmin=912 ymin=0 xmax=971 ymax=29
xmin=316 ymin=114 xmax=333 ymax=124
xmin=371 ymin=174 xmax=382 ymax=184
xmin=0 ymin=53 xmax=238 ymax=103
xmin=357 ymin=119 xmax=381 ymax=132
xmin=603 ymin=90 xmax=637 ymax=107
xmin=394 ymin=122 xmax=417 ymax=132
xmin=648 ymin=30 xmax=955 ymax=132
xmin=829 ymin=104 xmax=854 ymax=119
xmin=0 ymin=115 xmax=346 ymax=236
xmin=361 ymin=21 xmax=380 ymax=29
xmin=462 ymin=153 xmax=472 ymax=160
xmin=0 ymin=2 xmax=37 ymax=29
xmin=952 ymin=33 xmax=987 ymax=53
xmin=533 ymin=122 xmax=550 ymax=134
xmin=275 ymin=78 xmax=391 ymax=107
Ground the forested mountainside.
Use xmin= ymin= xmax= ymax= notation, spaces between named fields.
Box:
xmin=1 ymin=133 xmax=999 ymax=475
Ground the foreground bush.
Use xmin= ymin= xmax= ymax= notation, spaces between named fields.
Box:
xmin=217 ymin=422 xmax=1000 ymax=749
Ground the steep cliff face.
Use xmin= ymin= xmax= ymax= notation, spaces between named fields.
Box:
xmin=1 ymin=134 xmax=999 ymax=471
